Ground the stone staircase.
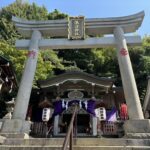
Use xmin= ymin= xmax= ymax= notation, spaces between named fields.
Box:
xmin=0 ymin=138 xmax=150 ymax=150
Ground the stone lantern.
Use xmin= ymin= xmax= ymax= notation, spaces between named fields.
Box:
xmin=3 ymin=98 xmax=15 ymax=119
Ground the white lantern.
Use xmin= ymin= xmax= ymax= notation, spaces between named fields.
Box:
xmin=42 ymin=108 xmax=51 ymax=122
xmin=95 ymin=107 xmax=106 ymax=120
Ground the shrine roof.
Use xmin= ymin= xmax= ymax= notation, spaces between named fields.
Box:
xmin=12 ymin=11 xmax=144 ymax=38
xmin=37 ymin=70 xmax=114 ymax=88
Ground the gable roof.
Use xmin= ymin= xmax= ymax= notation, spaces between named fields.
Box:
xmin=12 ymin=11 xmax=144 ymax=38
xmin=38 ymin=70 xmax=114 ymax=88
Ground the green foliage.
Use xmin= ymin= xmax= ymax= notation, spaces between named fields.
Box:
xmin=0 ymin=40 xmax=26 ymax=80
xmin=58 ymin=47 xmax=118 ymax=78
xmin=58 ymin=49 xmax=95 ymax=73
xmin=92 ymin=48 xmax=118 ymax=77
xmin=0 ymin=40 xmax=58 ymax=84
xmin=142 ymin=36 xmax=150 ymax=69
xmin=0 ymin=1 xmax=66 ymax=85
xmin=0 ymin=1 xmax=67 ymax=44
xmin=129 ymin=36 xmax=150 ymax=101
xmin=47 ymin=9 xmax=68 ymax=20
xmin=0 ymin=0 xmax=49 ymax=44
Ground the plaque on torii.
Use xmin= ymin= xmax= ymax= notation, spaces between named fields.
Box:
xmin=68 ymin=16 xmax=85 ymax=40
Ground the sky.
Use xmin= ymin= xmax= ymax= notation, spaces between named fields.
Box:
xmin=1 ymin=0 xmax=150 ymax=37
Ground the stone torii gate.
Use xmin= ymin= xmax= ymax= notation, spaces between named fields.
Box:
xmin=1 ymin=11 xmax=150 ymax=138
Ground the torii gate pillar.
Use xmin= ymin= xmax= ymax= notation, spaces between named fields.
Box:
xmin=114 ymin=26 xmax=144 ymax=119
xmin=12 ymin=30 xmax=41 ymax=119
xmin=0 ymin=30 xmax=41 ymax=137
xmin=114 ymin=27 xmax=150 ymax=138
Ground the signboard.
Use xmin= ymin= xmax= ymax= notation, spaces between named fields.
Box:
xmin=68 ymin=16 xmax=85 ymax=40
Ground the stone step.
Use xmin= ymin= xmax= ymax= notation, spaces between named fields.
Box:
xmin=0 ymin=145 xmax=150 ymax=150
xmin=4 ymin=138 xmax=150 ymax=146
xmin=4 ymin=138 xmax=64 ymax=145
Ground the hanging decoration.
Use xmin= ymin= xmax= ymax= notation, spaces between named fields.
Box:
xmin=52 ymin=99 xmax=96 ymax=117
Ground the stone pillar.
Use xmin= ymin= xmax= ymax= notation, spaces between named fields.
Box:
xmin=0 ymin=30 xmax=41 ymax=137
xmin=113 ymin=26 xmax=144 ymax=119
xmin=53 ymin=115 xmax=59 ymax=136
xmin=92 ymin=116 xmax=97 ymax=136
xmin=12 ymin=30 xmax=41 ymax=120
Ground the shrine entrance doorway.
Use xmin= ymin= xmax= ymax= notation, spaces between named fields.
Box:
xmin=61 ymin=113 xmax=90 ymax=135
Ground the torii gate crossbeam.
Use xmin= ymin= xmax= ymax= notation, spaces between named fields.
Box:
xmin=16 ymin=36 xmax=141 ymax=50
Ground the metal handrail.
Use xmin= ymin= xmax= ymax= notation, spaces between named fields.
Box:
xmin=62 ymin=105 xmax=78 ymax=150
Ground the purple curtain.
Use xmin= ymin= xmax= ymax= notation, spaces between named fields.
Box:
xmin=84 ymin=99 xmax=96 ymax=116
xmin=106 ymin=107 xmax=117 ymax=121
xmin=52 ymin=100 xmax=64 ymax=117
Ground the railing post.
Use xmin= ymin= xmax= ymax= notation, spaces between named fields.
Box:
xmin=75 ymin=111 xmax=77 ymax=137
xmin=69 ymin=129 xmax=73 ymax=150
xmin=74 ymin=112 xmax=77 ymax=145
xmin=62 ymin=106 xmax=78 ymax=150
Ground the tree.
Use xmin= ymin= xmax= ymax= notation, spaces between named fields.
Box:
xmin=58 ymin=47 xmax=119 ymax=79
xmin=0 ymin=0 xmax=49 ymax=44
xmin=47 ymin=9 xmax=68 ymax=20
xmin=127 ymin=36 xmax=150 ymax=102
xmin=0 ymin=40 xmax=58 ymax=87
xmin=0 ymin=1 xmax=67 ymax=85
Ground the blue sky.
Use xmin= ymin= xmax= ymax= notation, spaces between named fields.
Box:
xmin=1 ymin=0 xmax=150 ymax=36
